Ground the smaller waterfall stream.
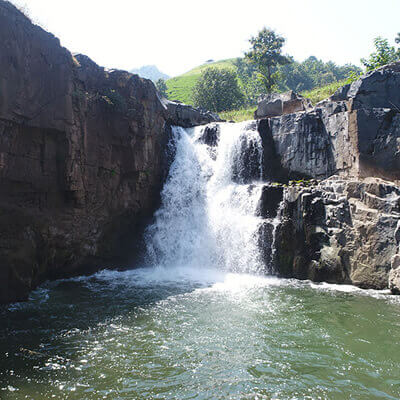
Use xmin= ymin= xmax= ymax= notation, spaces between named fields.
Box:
xmin=145 ymin=121 xmax=276 ymax=274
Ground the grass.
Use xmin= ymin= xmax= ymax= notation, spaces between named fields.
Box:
xmin=300 ymin=79 xmax=347 ymax=105
xmin=166 ymin=58 xmax=238 ymax=104
xmin=219 ymin=107 xmax=257 ymax=122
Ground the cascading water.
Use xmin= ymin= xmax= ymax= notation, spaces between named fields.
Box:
xmin=145 ymin=121 xmax=272 ymax=274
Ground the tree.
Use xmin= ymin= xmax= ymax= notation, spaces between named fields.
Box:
xmin=232 ymin=58 xmax=263 ymax=105
xmin=155 ymin=78 xmax=168 ymax=98
xmin=245 ymin=28 xmax=291 ymax=93
xmin=361 ymin=37 xmax=400 ymax=71
xmin=192 ymin=67 xmax=244 ymax=112
xmin=275 ymin=56 xmax=361 ymax=93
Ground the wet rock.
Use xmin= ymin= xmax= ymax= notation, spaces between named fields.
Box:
xmin=266 ymin=111 xmax=334 ymax=179
xmin=258 ymin=221 xmax=275 ymax=272
xmin=232 ymin=126 xmax=264 ymax=184
xmin=197 ymin=123 xmax=220 ymax=147
xmin=256 ymin=119 xmax=285 ymax=182
xmin=257 ymin=185 xmax=284 ymax=218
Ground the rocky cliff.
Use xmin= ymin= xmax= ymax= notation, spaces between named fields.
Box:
xmin=0 ymin=0 xmax=217 ymax=303
xmin=256 ymin=62 xmax=400 ymax=292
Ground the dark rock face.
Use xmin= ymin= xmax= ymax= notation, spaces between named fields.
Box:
xmin=257 ymin=185 xmax=284 ymax=219
xmin=257 ymin=119 xmax=285 ymax=181
xmin=258 ymin=221 xmax=276 ymax=272
xmin=267 ymin=111 xmax=336 ymax=179
xmin=0 ymin=1 xmax=218 ymax=304
xmin=347 ymin=62 xmax=400 ymax=110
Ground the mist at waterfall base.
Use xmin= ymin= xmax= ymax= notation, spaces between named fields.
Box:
xmin=1 ymin=123 xmax=400 ymax=399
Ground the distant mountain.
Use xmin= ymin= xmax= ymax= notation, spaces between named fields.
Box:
xmin=130 ymin=65 xmax=169 ymax=82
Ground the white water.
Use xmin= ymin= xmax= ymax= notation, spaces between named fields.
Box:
xmin=145 ymin=122 xmax=271 ymax=274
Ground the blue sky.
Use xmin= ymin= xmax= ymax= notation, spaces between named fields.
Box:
xmin=11 ymin=0 xmax=400 ymax=77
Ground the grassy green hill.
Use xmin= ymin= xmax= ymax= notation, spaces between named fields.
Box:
xmin=166 ymin=58 xmax=238 ymax=104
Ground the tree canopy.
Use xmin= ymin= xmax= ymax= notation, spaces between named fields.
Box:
xmin=234 ymin=56 xmax=361 ymax=105
xmin=245 ymin=28 xmax=291 ymax=93
xmin=155 ymin=78 xmax=168 ymax=98
xmin=192 ymin=67 xmax=244 ymax=112
xmin=361 ymin=37 xmax=400 ymax=71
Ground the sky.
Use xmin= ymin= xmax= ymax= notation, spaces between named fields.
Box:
xmin=10 ymin=0 xmax=400 ymax=77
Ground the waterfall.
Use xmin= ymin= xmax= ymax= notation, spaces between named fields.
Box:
xmin=145 ymin=121 xmax=276 ymax=274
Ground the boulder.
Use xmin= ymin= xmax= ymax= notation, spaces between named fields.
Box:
xmin=254 ymin=91 xmax=312 ymax=119
xmin=163 ymin=99 xmax=221 ymax=128
xmin=347 ymin=62 xmax=400 ymax=110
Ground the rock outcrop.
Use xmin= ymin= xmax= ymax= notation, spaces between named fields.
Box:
xmin=273 ymin=177 xmax=400 ymax=289
xmin=0 ymin=0 xmax=218 ymax=304
xmin=163 ymin=100 xmax=221 ymax=128
xmin=257 ymin=63 xmax=400 ymax=182
xmin=256 ymin=62 xmax=400 ymax=292
xmin=255 ymin=91 xmax=312 ymax=119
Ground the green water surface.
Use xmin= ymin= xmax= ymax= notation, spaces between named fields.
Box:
xmin=0 ymin=267 xmax=399 ymax=399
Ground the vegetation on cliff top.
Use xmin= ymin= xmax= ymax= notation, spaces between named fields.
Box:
xmin=219 ymin=107 xmax=257 ymax=122
xmin=219 ymin=78 xmax=350 ymax=122
xmin=300 ymin=80 xmax=348 ymax=105
xmin=361 ymin=37 xmax=400 ymax=71
xmin=162 ymin=29 xmax=399 ymax=119
xmin=165 ymin=56 xmax=360 ymax=108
